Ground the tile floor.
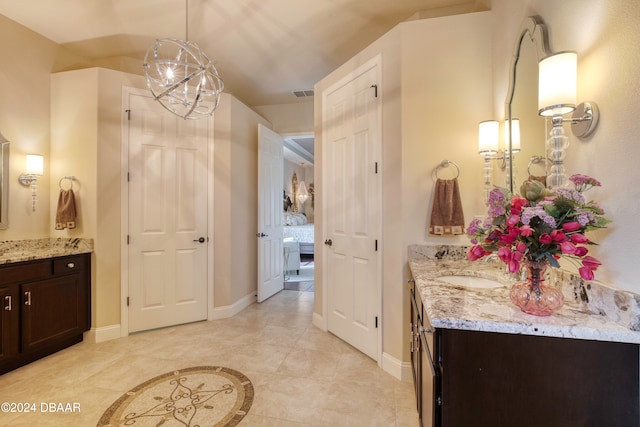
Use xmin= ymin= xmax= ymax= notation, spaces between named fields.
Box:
xmin=0 ymin=289 xmax=419 ymax=426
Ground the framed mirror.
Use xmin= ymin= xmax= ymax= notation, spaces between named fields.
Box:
xmin=0 ymin=133 xmax=9 ymax=229
xmin=504 ymin=16 xmax=551 ymax=193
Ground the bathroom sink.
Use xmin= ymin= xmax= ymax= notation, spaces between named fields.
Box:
xmin=437 ymin=275 xmax=504 ymax=289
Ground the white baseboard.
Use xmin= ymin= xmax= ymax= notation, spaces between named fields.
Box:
xmin=381 ymin=352 xmax=413 ymax=382
xmin=210 ymin=292 xmax=256 ymax=320
xmin=86 ymin=324 xmax=122 ymax=343
xmin=312 ymin=312 xmax=325 ymax=330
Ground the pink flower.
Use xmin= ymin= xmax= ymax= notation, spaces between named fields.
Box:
xmin=506 ymin=214 xmax=520 ymax=227
xmin=519 ymin=225 xmax=533 ymax=237
xmin=498 ymin=247 xmax=511 ymax=263
xmin=550 ymin=230 xmax=567 ymax=242
xmin=560 ymin=241 xmax=577 ymax=254
xmin=539 ymin=234 xmax=552 ymax=245
xmin=582 ymin=256 xmax=602 ymax=271
xmin=562 ymin=222 xmax=582 ymax=232
xmin=467 ymin=245 xmax=486 ymax=261
xmin=574 ymin=246 xmax=589 ymax=257
xmin=579 ymin=266 xmax=595 ymax=281
xmin=508 ymin=259 xmax=520 ymax=273
xmin=516 ymin=242 xmax=527 ymax=253
xmin=570 ymin=233 xmax=589 ymax=244
xmin=510 ymin=196 xmax=528 ymax=214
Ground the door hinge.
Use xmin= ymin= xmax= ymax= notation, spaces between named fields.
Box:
xmin=125 ymin=109 xmax=131 ymax=120
xmin=127 ymin=296 xmax=130 ymax=307
xmin=127 ymin=235 xmax=130 ymax=245
xmin=374 ymin=161 xmax=378 ymax=174
xmin=127 ymin=172 xmax=130 ymax=182
xmin=375 ymin=239 xmax=378 ymax=251
xmin=370 ymin=84 xmax=378 ymax=98
xmin=375 ymin=316 xmax=379 ymax=328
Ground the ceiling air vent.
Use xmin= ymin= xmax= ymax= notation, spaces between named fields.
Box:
xmin=293 ymin=89 xmax=314 ymax=98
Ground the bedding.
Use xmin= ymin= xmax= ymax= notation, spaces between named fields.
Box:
xmin=283 ymin=213 xmax=314 ymax=255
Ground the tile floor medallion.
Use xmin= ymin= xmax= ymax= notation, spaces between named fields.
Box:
xmin=97 ymin=366 xmax=254 ymax=426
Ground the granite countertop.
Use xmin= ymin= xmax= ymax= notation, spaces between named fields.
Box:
xmin=0 ymin=238 xmax=93 ymax=265
xmin=409 ymin=258 xmax=640 ymax=345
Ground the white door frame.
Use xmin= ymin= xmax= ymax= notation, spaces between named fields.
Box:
xmin=321 ymin=54 xmax=383 ymax=364
xmin=119 ymin=87 xmax=215 ymax=337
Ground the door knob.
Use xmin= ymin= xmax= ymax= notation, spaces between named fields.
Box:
xmin=193 ymin=237 xmax=206 ymax=243
xmin=324 ymin=239 xmax=333 ymax=246
xmin=256 ymin=233 xmax=268 ymax=238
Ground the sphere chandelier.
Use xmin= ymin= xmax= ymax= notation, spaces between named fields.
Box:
xmin=142 ymin=1 xmax=224 ymax=120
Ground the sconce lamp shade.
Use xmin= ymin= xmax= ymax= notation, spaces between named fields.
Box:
xmin=298 ymin=181 xmax=309 ymax=204
xmin=478 ymin=120 xmax=499 ymax=155
xmin=505 ymin=119 xmax=521 ymax=152
xmin=538 ymin=52 xmax=577 ymax=117
xmin=26 ymin=154 xmax=44 ymax=176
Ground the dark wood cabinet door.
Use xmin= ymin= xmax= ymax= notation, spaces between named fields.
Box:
xmin=21 ymin=275 xmax=85 ymax=353
xmin=0 ymin=286 xmax=18 ymax=363
xmin=440 ymin=329 xmax=639 ymax=427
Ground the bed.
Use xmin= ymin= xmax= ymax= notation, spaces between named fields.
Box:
xmin=283 ymin=212 xmax=314 ymax=255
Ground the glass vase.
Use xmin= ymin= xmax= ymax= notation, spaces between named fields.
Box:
xmin=509 ymin=260 xmax=564 ymax=316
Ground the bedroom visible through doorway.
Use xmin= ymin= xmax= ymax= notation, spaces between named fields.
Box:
xmin=283 ymin=135 xmax=314 ymax=292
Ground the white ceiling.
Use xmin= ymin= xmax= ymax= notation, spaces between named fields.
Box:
xmin=0 ymin=0 xmax=485 ymax=106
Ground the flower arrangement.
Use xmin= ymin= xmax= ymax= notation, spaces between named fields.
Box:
xmin=466 ymin=174 xmax=609 ymax=281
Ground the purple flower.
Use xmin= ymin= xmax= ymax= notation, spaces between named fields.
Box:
xmin=552 ymin=187 xmax=585 ymax=204
xmin=570 ymin=174 xmax=602 ymax=192
xmin=466 ymin=218 xmax=482 ymax=236
xmin=521 ymin=206 xmax=557 ymax=229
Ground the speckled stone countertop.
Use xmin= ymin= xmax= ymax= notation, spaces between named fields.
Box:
xmin=0 ymin=238 xmax=93 ymax=265
xmin=409 ymin=244 xmax=640 ymax=345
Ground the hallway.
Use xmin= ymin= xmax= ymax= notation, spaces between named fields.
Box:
xmin=1 ymin=290 xmax=419 ymax=426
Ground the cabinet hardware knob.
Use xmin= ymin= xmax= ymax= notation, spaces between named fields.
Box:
xmin=193 ymin=237 xmax=206 ymax=243
xmin=67 ymin=262 xmax=75 ymax=268
xmin=24 ymin=291 xmax=32 ymax=306
xmin=4 ymin=295 xmax=11 ymax=311
xmin=324 ymin=239 xmax=333 ymax=246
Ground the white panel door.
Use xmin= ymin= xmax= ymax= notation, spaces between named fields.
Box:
xmin=257 ymin=124 xmax=284 ymax=302
xmin=127 ymin=93 xmax=209 ymax=333
xmin=324 ymin=59 xmax=381 ymax=360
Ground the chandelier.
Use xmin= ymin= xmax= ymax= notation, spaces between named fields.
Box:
xmin=142 ymin=1 xmax=224 ymax=120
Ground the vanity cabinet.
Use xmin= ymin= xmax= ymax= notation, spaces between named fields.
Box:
xmin=0 ymin=254 xmax=90 ymax=374
xmin=409 ymin=276 xmax=441 ymax=427
xmin=409 ymin=278 xmax=639 ymax=427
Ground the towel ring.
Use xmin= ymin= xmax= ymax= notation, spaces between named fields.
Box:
xmin=59 ymin=176 xmax=75 ymax=191
xmin=527 ymin=156 xmax=549 ymax=176
xmin=435 ymin=160 xmax=460 ymax=179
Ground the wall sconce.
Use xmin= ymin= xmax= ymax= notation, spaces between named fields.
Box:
xmin=504 ymin=118 xmax=521 ymax=153
xmin=297 ymin=181 xmax=309 ymax=205
xmin=478 ymin=120 xmax=500 ymax=205
xmin=538 ymin=51 xmax=599 ymax=188
xmin=18 ymin=154 xmax=44 ymax=212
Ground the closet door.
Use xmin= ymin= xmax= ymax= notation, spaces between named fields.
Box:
xmin=323 ymin=55 xmax=382 ymax=360
xmin=127 ymin=92 xmax=209 ymax=332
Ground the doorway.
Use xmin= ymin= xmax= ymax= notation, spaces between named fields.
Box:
xmin=282 ymin=134 xmax=315 ymax=293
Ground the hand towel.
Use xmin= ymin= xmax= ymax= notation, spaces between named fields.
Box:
xmin=429 ymin=178 xmax=465 ymax=235
xmin=55 ymin=189 xmax=77 ymax=230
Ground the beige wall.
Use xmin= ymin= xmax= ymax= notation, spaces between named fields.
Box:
xmin=253 ymin=102 xmax=314 ymax=135
xmin=214 ymin=93 xmax=271 ymax=307
xmin=50 ymin=68 xmax=147 ymax=329
xmin=0 ymin=14 xmax=89 ymax=239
